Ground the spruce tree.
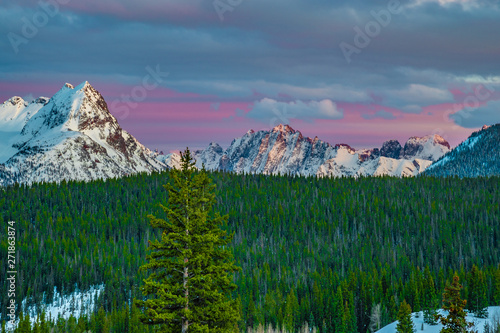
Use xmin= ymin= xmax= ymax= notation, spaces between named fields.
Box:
xmin=136 ymin=148 xmax=241 ymax=332
xmin=467 ymin=265 xmax=488 ymax=318
xmin=437 ymin=274 xmax=475 ymax=333
xmin=423 ymin=267 xmax=438 ymax=325
xmin=494 ymin=266 xmax=500 ymax=306
xmin=396 ymin=300 xmax=415 ymax=333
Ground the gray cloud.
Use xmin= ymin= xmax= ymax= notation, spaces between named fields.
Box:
xmin=450 ymin=100 xmax=500 ymax=128
xmin=246 ymin=98 xmax=343 ymax=124
xmin=1 ymin=0 xmax=499 ymax=114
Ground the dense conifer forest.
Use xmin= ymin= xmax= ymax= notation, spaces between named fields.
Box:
xmin=1 ymin=171 xmax=499 ymax=332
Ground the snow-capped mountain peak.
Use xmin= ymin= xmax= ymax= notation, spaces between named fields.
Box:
xmin=402 ymin=134 xmax=450 ymax=161
xmin=4 ymin=96 xmax=28 ymax=108
xmin=0 ymin=81 xmax=166 ymax=186
xmin=272 ymin=124 xmax=296 ymax=134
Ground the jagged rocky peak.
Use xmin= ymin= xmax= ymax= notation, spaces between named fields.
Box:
xmin=334 ymin=143 xmax=355 ymax=153
xmin=272 ymin=124 xmax=296 ymax=134
xmin=5 ymin=96 xmax=27 ymax=107
xmin=4 ymin=96 xmax=24 ymax=105
xmin=380 ymin=139 xmax=402 ymax=159
xmin=402 ymin=134 xmax=451 ymax=161
xmin=18 ymin=81 xmax=124 ymax=153
xmin=31 ymin=97 xmax=50 ymax=105
xmin=207 ymin=142 xmax=223 ymax=154
xmin=431 ymin=134 xmax=451 ymax=149
xmin=53 ymin=81 xmax=113 ymax=132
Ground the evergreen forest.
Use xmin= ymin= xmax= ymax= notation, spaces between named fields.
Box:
xmin=1 ymin=171 xmax=499 ymax=332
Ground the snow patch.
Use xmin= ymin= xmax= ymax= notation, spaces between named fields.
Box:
xmin=2 ymin=285 xmax=104 ymax=331
xmin=376 ymin=307 xmax=500 ymax=333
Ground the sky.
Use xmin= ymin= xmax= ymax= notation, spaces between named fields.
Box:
xmin=1 ymin=0 xmax=500 ymax=153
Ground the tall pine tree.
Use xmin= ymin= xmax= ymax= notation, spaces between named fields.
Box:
xmin=396 ymin=300 xmax=415 ymax=333
xmin=467 ymin=265 xmax=488 ymax=318
xmin=136 ymin=148 xmax=241 ymax=332
xmin=494 ymin=265 xmax=500 ymax=306
xmin=423 ymin=266 xmax=439 ymax=325
xmin=437 ymin=274 xmax=475 ymax=333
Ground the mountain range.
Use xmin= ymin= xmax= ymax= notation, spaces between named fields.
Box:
xmin=0 ymin=82 xmax=497 ymax=185
xmin=176 ymin=124 xmax=451 ymax=177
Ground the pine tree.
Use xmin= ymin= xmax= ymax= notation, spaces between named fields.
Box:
xmin=247 ymin=296 xmax=257 ymax=329
xmin=494 ymin=266 xmax=500 ymax=306
xmin=136 ymin=148 xmax=241 ymax=332
xmin=467 ymin=265 xmax=488 ymax=318
xmin=17 ymin=312 xmax=32 ymax=333
xmin=332 ymin=286 xmax=345 ymax=333
xmin=345 ymin=291 xmax=357 ymax=333
xmin=423 ymin=267 xmax=438 ymax=325
xmin=39 ymin=310 xmax=49 ymax=333
xmin=396 ymin=300 xmax=415 ymax=333
xmin=437 ymin=274 xmax=475 ymax=333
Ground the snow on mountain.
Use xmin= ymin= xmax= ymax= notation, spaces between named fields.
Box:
xmin=0 ymin=96 xmax=48 ymax=163
xmin=0 ymin=82 xmax=166 ymax=186
xmin=376 ymin=307 xmax=500 ymax=333
xmin=156 ymin=152 xmax=182 ymax=170
xmin=425 ymin=123 xmax=500 ymax=177
xmin=194 ymin=142 xmax=224 ymax=170
xmin=402 ymin=134 xmax=450 ymax=161
xmin=183 ymin=124 xmax=450 ymax=178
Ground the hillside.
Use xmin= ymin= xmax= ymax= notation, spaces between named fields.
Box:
xmin=425 ymin=124 xmax=500 ymax=177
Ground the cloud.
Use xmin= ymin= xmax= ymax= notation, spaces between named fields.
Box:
xmin=362 ymin=110 xmax=397 ymax=120
xmin=1 ymin=0 xmax=500 ymax=142
xmin=409 ymin=0 xmax=489 ymax=10
xmin=450 ymin=99 xmax=500 ymax=128
xmin=380 ymin=84 xmax=454 ymax=112
xmin=246 ymin=98 xmax=343 ymax=124
xmin=396 ymin=84 xmax=453 ymax=104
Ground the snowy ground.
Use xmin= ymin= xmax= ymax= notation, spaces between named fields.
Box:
xmin=376 ymin=306 xmax=500 ymax=333
xmin=1 ymin=285 xmax=103 ymax=331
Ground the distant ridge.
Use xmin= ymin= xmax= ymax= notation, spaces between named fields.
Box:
xmin=425 ymin=123 xmax=500 ymax=177
xmin=161 ymin=124 xmax=451 ymax=178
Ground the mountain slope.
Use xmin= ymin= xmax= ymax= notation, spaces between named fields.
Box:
xmin=0 ymin=96 xmax=48 ymax=163
xmin=175 ymin=124 xmax=450 ymax=177
xmin=425 ymin=124 xmax=500 ymax=177
xmin=0 ymin=82 xmax=166 ymax=186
